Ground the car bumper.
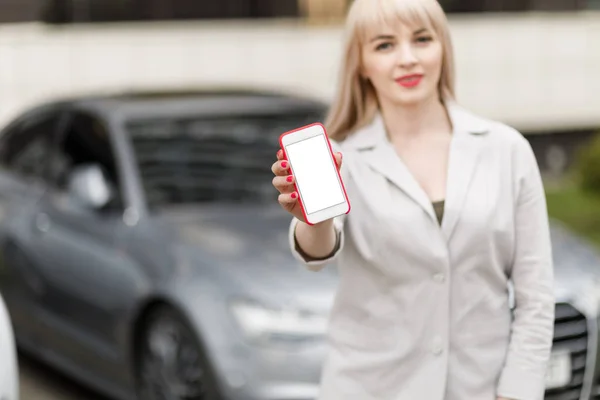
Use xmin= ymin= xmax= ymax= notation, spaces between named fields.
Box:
xmin=215 ymin=338 xmax=327 ymax=400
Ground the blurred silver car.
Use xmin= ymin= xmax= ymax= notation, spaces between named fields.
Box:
xmin=0 ymin=89 xmax=597 ymax=400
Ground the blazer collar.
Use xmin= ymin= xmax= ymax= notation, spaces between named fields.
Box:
xmin=343 ymin=100 xmax=491 ymax=241
xmin=343 ymin=100 xmax=491 ymax=150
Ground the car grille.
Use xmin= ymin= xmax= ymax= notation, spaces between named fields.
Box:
xmin=545 ymin=303 xmax=588 ymax=400
xmin=593 ymin=342 xmax=600 ymax=399
xmin=594 ymin=378 xmax=600 ymax=399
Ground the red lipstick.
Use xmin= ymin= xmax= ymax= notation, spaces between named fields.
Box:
xmin=396 ymin=74 xmax=423 ymax=88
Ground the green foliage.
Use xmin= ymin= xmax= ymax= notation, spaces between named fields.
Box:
xmin=575 ymin=132 xmax=600 ymax=196
xmin=546 ymin=185 xmax=600 ymax=248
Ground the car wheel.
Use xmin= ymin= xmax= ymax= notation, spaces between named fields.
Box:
xmin=137 ymin=305 xmax=221 ymax=400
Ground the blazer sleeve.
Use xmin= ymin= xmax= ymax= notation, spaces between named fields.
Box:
xmin=288 ymin=215 xmax=346 ymax=271
xmin=288 ymin=139 xmax=348 ymax=272
xmin=496 ymin=134 xmax=555 ymax=400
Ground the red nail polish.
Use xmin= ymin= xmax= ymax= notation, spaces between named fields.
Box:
xmin=286 ymin=176 xmax=293 ymax=182
xmin=291 ymin=192 xmax=297 ymax=199
xmin=281 ymin=161 xmax=288 ymax=169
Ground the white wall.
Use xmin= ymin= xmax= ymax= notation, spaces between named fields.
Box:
xmin=0 ymin=12 xmax=599 ymax=133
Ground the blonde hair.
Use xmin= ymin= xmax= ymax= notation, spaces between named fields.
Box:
xmin=325 ymin=0 xmax=456 ymax=141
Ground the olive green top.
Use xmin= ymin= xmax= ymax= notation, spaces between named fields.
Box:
xmin=432 ymin=200 xmax=445 ymax=225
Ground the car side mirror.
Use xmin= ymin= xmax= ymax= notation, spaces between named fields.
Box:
xmin=66 ymin=164 xmax=114 ymax=210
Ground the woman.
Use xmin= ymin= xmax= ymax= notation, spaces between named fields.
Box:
xmin=271 ymin=0 xmax=554 ymax=399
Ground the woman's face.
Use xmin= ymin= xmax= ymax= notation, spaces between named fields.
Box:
xmin=360 ymin=21 xmax=443 ymax=108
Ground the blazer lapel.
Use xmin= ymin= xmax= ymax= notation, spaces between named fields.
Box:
xmin=441 ymin=102 xmax=491 ymax=241
xmin=344 ymin=102 xmax=492 ymax=239
xmin=364 ymin=145 xmax=437 ymax=222
xmin=345 ymin=114 xmax=437 ymax=222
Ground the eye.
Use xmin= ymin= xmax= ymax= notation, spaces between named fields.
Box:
xmin=375 ymin=42 xmax=393 ymax=51
xmin=415 ymin=36 xmax=433 ymax=44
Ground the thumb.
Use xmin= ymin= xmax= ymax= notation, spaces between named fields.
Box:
xmin=334 ymin=152 xmax=343 ymax=170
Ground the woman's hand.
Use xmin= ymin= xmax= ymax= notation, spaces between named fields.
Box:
xmin=271 ymin=149 xmax=343 ymax=222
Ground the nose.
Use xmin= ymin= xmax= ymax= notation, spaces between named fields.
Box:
xmin=396 ymin=42 xmax=418 ymax=68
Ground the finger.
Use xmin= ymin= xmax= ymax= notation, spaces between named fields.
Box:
xmin=272 ymin=174 xmax=295 ymax=193
xmin=334 ymin=152 xmax=343 ymax=170
xmin=278 ymin=191 xmax=298 ymax=209
xmin=277 ymin=149 xmax=285 ymax=161
xmin=271 ymin=159 xmax=290 ymax=176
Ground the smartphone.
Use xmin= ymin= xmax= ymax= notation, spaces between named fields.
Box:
xmin=279 ymin=123 xmax=351 ymax=225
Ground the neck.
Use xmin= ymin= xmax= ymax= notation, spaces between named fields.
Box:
xmin=379 ymin=95 xmax=451 ymax=142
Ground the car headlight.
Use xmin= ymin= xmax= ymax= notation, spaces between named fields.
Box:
xmin=229 ymin=299 xmax=328 ymax=345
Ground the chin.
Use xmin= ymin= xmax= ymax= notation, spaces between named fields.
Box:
xmin=389 ymin=87 xmax=439 ymax=108
xmin=393 ymin=94 xmax=430 ymax=107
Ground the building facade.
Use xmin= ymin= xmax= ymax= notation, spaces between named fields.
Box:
xmin=0 ymin=0 xmax=596 ymax=24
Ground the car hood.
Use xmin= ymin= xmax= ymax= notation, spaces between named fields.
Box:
xmin=157 ymin=204 xmax=337 ymax=312
xmin=157 ymin=207 xmax=600 ymax=311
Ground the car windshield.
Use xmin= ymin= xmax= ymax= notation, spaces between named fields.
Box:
xmin=126 ymin=111 xmax=324 ymax=208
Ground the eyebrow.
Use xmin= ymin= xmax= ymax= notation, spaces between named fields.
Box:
xmin=370 ymin=34 xmax=395 ymax=43
xmin=369 ymin=28 xmax=429 ymax=43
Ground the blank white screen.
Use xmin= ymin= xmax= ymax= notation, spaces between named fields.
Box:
xmin=285 ymin=135 xmax=345 ymax=215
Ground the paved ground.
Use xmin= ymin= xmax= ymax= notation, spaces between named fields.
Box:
xmin=19 ymin=353 xmax=108 ymax=400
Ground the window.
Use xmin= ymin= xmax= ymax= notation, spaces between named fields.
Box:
xmin=39 ymin=0 xmax=299 ymax=24
xmin=440 ymin=0 xmax=584 ymax=12
xmin=126 ymin=110 xmax=324 ymax=208
xmin=587 ymin=0 xmax=600 ymax=9
xmin=0 ymin=112 xmax=59 ymax=182
xmin=0 ymin=0 xmax=42 ymax=23
xmin=50 ymin=112 xmax=123 ymax=211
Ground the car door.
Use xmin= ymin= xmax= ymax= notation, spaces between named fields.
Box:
xmin=0 ymin=109 xmax=63 ymax=348
xmin=26 ymin=110 xmax=142 ymax=386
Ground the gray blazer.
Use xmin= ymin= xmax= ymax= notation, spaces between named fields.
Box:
xmin=289 ymin=102 xmax=555 ymax=400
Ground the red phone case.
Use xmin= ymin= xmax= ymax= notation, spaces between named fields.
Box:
xmin=278 ymin=122 xmax=351 ymax=226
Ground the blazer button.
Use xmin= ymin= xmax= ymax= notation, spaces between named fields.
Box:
xmin=433 ymin=273 xmax=445 ymax=283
